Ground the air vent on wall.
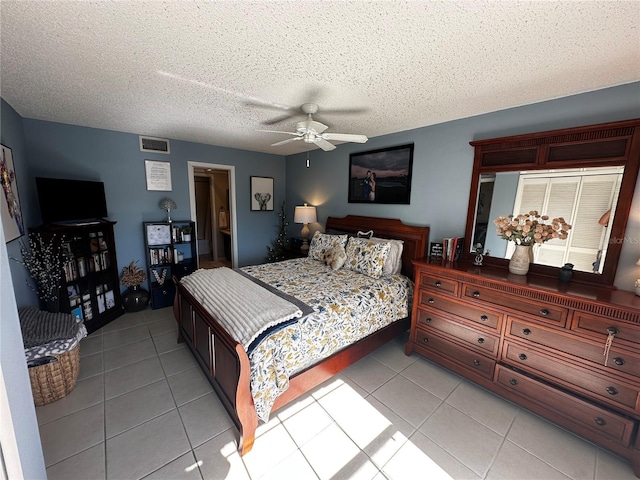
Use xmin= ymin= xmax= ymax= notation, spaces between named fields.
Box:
xmin=139 ymin=135 xmax=170 ymax=154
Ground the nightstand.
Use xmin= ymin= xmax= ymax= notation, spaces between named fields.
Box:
xmin=282 ymin=242 xmax=308 ymax=259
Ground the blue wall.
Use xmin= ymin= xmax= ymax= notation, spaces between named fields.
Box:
xmin=4 ymin=82 xmax=640 ymax=303
xmin=3 ymin=105 xmax=286 ymax=307
xmin=286 ymin=82 xmax=640 ymax=290
xmin=1 ymin=99 xmax=39 ymax=306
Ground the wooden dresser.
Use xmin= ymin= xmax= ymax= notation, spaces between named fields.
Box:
xmin=406 ymin=259 xmax=640 ymax=476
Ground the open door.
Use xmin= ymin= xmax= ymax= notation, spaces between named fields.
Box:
xmin=191 ymin=164 xmax=235 ymax=268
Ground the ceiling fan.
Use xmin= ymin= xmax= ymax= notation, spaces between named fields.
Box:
xmin=258 ymin=103 xmax=368 ymax=151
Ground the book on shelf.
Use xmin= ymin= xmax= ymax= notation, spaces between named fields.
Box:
xmin=442 ymin=237 xmax=464 ymax=262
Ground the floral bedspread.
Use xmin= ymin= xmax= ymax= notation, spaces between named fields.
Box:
xmin=241 ymin=258 xmax=413 ymax=422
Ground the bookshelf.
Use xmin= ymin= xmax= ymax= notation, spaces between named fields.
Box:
xmin=143 ymin=221 xmax=197 ymax=309
xmin=32 ymin=220 xmax=124 ymax=334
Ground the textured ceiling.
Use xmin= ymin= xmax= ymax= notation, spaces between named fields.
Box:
xmin=1 ymin=1 xmax=639 ymax=156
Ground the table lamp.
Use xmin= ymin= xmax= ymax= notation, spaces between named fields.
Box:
xmin=294 ymin=203 xmax=317 ymax=254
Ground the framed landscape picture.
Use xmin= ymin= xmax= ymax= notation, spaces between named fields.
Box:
xmin=348 ymin=144 xmax=414 ymax=204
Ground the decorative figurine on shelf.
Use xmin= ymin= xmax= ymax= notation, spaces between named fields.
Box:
xmin=473 ymin=243 xmax=484 ymax=266
xmin=559 ymin=263 xmax=574 ymax=282
xmin=159 ymin=198 xmax=177 ymax=223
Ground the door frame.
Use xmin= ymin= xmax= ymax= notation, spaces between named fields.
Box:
xmin=188 ymin=161 xmax=238 ymax=268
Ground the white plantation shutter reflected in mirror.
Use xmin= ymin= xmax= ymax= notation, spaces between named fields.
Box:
xmin=567 ymin=175 xmax=621 ymax=273
xmin=535 ymin=177 xmax=579 ymax=267
xmin=507 ymin=168 xmax=623 ymax=273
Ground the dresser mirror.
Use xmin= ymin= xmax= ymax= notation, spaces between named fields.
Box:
xmin=472 ymin=166 xmax=625 ymax=274
xmin=462 ymin=119 xmax=640 ymax=286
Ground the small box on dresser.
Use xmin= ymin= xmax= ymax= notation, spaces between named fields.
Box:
xmin=406 ymin=258 xmax=640 ymax=477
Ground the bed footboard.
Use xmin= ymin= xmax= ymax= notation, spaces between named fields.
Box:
xmin=173 ymin=279 xmax=258 ymax=455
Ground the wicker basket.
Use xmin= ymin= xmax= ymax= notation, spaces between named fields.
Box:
xmin=28 ymin=344 xmax=80 ymax=406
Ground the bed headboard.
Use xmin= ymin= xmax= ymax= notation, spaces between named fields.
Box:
xmin=325 ymin=215 xmax=429 ymax=280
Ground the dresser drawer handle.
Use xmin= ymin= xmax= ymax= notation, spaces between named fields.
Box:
xmin=594 ymin=417 xmax=607 ymax=426
xmin=434 ymin=281 xmax=442 ymax=287
xmin=480 ymin=315 xmax=488 ymax=322
xmin=472 ymin=291 xmax=481 ymax=298
xmin=428 ymin=298 xmax=435 ymax=304
xmin=539 ymin=309 xmax=550 ymax=317
xmin=613 ymin=357 xmax=625 ymax=366
xmin=522 ymin=328 xmax=532 ymax=336
xmin=518 ymin=353 xmax=527 ymax=361
xmin=509 ymin=378 xmax=518 ymax=386
xmin=606 ymin=326 xmax=618 ymax=335
xmin=477 ymin=337 xmax=485 ymax=344
xmin=423 ymin=337 xmax=429 ymax=343
xmin=605 ymin=386 xmax=619 ymax=396
xmin=425 ymin=317 xmax=432 ymax=323
xmin=473 ymin=359 xmax=481 ymax=366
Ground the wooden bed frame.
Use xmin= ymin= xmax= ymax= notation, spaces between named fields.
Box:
xmin=173 ymin=215 xmax=429 ymax=455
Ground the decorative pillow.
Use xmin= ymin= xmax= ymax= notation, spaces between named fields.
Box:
xmin=308 ymin=232 xmax=349 ymax=262
xmin=368 ymin=237 xmax=404 ymax=275
xmin=357 ymin=230 xmax=374 ymax=239
xmin=345 ymin=237 xmax=392 ymax=278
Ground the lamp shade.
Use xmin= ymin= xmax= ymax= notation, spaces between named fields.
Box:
xmin=294 ymin=204 xmax=317 ymax=224
xmin=636 ymin=258 xmax=640 ymax=266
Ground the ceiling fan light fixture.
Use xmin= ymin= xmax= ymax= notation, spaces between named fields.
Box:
xmin=259 ymin=103 xmax=367 ymax=151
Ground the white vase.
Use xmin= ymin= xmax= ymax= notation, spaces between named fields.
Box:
xmin=509 ymin=244 xmax=532 ymax=275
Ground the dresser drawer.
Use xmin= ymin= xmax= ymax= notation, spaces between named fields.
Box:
xmin=413 ymin=329 xmax=495 ymax=379
xmin=462 ymin=285 xmax=567 ymax=326
xmin=417 ymin=291 xmax=502 ymax=331
xmin=502 ymin=340 xmax=640 ymax=412
xmin=572 ymin=313 xmax=640 ymax=346
xmin=506 ymin=317 xmax=640 ymax=380
xmin=416 ymin=308 xmax=499 ymax=355
xmin=496 ymin=365 xmax=635 ymax=447
xmin=418 ymin=273 xmax=459 ymax=296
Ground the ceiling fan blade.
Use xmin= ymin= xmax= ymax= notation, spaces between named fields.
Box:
xmin=322 ymin=133 xmax=368 ymax=143
xmin=272 ymin=137 xmax=302 ymax=147
xmin=257 ymin=129 xmax=301 ymax=136
xmin=262 ymin=113 xmax=300 ymax=125
xmin=314 ymin=138 xmax=336 ymax=151
xmin=317 ymin=107 xmax=369 ymax=116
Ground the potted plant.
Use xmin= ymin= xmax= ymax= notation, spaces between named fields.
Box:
xmin=120 ymin=260 xmax=149 ymax=312
xmin=16 ymin=233 xmax=63 ymax=312
xmin=181 ymin=225 xmax=192 ymax=242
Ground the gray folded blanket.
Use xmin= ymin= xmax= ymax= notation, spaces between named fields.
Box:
xmin=19 ymin=307 xmax=82 ymax=348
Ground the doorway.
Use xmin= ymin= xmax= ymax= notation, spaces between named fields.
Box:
xmin=188 ymin=162 xmax=237 ymax=269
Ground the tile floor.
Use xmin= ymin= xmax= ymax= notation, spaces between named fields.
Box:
xmin=36 ymin=307 xmax=637 ymax=480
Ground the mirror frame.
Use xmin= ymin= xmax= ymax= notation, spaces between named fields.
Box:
xmin=463 ymin=118 xmax=640 ymax=287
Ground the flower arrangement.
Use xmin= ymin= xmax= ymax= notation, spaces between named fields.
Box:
xmin=120 ymin=260 xmax=147 ymax=287
xmin=17 ymin=233 xmax=63 ymax=305
xmin=494 ymin=211 xmax=571 ymax=245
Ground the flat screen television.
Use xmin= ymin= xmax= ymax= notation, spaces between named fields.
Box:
xmin=35 ymin=177 xmax=109 ymax=224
